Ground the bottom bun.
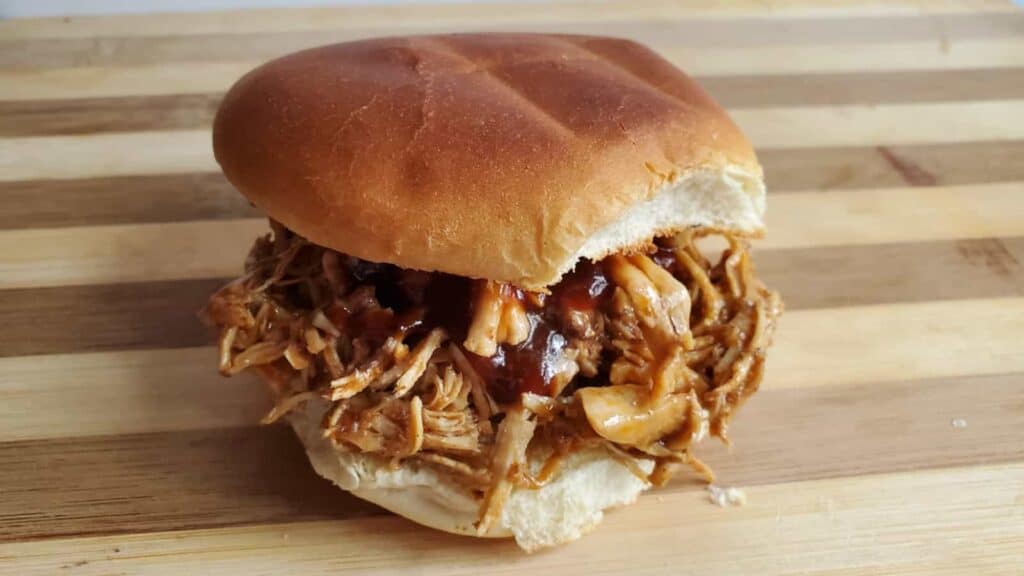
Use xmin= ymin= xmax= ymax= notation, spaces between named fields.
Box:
xmin=288 ymin=398 xmax=654 ymax=551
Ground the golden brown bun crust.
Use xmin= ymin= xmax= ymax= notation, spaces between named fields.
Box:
xmin=214 ymin=34 xmax=761 ymax=289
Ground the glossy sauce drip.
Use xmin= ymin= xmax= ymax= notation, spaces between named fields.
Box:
xmin=651 ymin=242 xmax=678 ymax=274
xmin=326 ymin=262 xmax=439 ymax=346
xmin=420 ymin=273 xmax=475 ymax=342
xmin=467 ymin=317 xmax=567 ymax=404
xmin=334 ymin=252 xmax=671 ymax=402
xmin=464 ymin=260 xmax=612 ymax=402
xmin=549 ymin=259 xmax=612 ymax=312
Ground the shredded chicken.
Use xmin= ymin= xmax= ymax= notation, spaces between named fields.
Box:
xmin=464 ymin=281 xmax=530 ymax=356
xmin=577 ymin=384 xmax=690 ymax=447
xmin=203 ymin=221 xmax=781 ymax=529
xmin=476 ymin=404 xmax=537 ymax=534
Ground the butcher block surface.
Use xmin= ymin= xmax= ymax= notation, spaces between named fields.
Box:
xmin=1 ymin=1 xmax=1023 ymax=574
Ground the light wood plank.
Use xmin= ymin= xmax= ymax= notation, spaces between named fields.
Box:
xmin=6 ymin=69 xmax=1023 ymax=138
xmin=1 ymin=372 xmax=1020 ymax=541
xmin=0 ymin=61 xmax=257 ymax=101
xmin=2 ymin=237 xmax=1020 ymax=357
xmin=3 ymin=298 xmax=1021 ymax=441
xmin=2 ymin=142 xmax=1022 ymax=231
xmin=764 ymin=182 xmax=1024 ymax=250
xmin=0 ymin=218 xmax=261 ymax=289
xmin=0 ymin=348 xmax=268 ymax=442
xmin=0 ymin=129 xmax=215 ymax=182
xmin=2 ymin=182 xmax=1020 ymax=290
xmin=1 ymin=462 xmax=1019 ymax=574
xmin=768 ymin=298 xmax=1024 ymax=389
xmin=0 ymin=1 xmax=1015 ymax=40
xmin=2 ymin=102 xmax=1022 ymax=182
xmin=732 ymin=100 xmax=1024 ymax=149
xmin=759 ymin=238 xmax=1024 ymax=308
xmin=0 ymin=2 xmax=1020 ymax=571
xmin=704 ymin=68 xmax=1024 ymax=109
xmin=4 ymin=14 xmax=1021 ymax=69
xmin=639 ymin=38 xmax=1024 ymax=75
xmin=4 ymin=37 xmax=1024 ymax=101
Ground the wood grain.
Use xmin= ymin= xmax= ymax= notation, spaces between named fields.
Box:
xmin=0 ymin=173 xmax=257 ymax=229
xmin=0 ymin=130 xmax=215 ymax=182
xmin=1 ymin=1 xmax=1015 ymax=40
xmin=765 ymin=182 xmax=1024 ymax=250
xmin=731 ymin=100 xmax=1024 ymax=148
xmin=2 ymin=462 xmax=1020 ymax=574
xmin=3 ymin=298 xmax=1022 ymax=443
xmin=1 ymin=372 xmax=1019 ymax=542
xmin=759 ymin=141 xmax=1024 ymax=192
xmin=5 ymin=69 xmax=1023 ymax=138
xmin=0 ymin=219 xmax=260 ymax=290
xmin=704 ymin=68 xmax=1024 ymax=108
xmin=1 ymin=3 xmax=1023 ymax=572
xmin=0 ymin=61 xmax=256 ymax=101
xmin=1 ymin=141 xmax=1021 ymax=231
xmin=1 ymin=237 xmax=1020 ymax=360
xmin=1 ymin=183 xmax=1021 ymax=290
xmin=0 ymin=279 xmax=224 ymax=357
xmin=3 ymin=13 xmax=1022 ymax=69
xmin=759 ymin=237 xmax=1024 ymax=308
xmin=666 ymin=37 xmax=1024 ymax=75
xmin=0 ymin=93 xmax=221 ymax=137
xmin=0 ymin=348 xmax=267 ymax=442
xmin=770 ymin=298 xmax=1024 ymax=389
xmin=6 ymin=38 xmax=1024 ymax=101
xmin=2 ymin=102 xmax=1019 ymax=184
xmin=0 ymin=426 xmax=382 ymax=543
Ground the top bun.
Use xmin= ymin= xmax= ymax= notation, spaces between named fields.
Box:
xmin=213 ymin=33 xmax=764 ymax=290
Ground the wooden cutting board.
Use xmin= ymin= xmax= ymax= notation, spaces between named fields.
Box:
xmin=1 ymin=1 xmax=1023 ymax=574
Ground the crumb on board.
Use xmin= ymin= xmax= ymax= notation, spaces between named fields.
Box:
xmin=951 ymin=418 xmax=968 ymax=429
xmin=707 ymin=485 xmax=747 ymax=507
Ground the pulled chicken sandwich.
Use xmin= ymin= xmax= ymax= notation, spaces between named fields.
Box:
xmin=203 ymin=33 xmax=782 ymax=551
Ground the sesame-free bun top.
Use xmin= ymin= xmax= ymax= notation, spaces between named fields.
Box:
xmin=213 ymin=33 xmax=765 ymax=290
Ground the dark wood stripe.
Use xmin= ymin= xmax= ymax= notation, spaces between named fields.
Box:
xmin=759 ymin=140 xmax=1024 ymax=192
xmin=0 ymin=141 xmax=1021 ymax=230
xmin=1 ymin=372 xmax=1019 ymax=542
xmin=0 ymin=425 xmax=383 ymax=542
xmin=876 ymin=145 xmax=939 ymax=186
xmin=1 ymin=13 xmax=1020 ymax=68
xmin=704 ymin=68 xmax=1024 ymax=109
xmin=0 ymin=93 xmax=220 ymax=137
xmin=2 ymin=238 xmax=1021 ymax=358
xmin=758 ymin=237 xmax=1024 ymax=310
xmin=4 ymin=68 xmax=1024 ymax=137
xmin=689 ymin=372 xmax=1024 ymax=490
xmin=0 ymin=173 xmax=258 ymax=230
xmin=0 ymin=278 xmax=226 ymax=358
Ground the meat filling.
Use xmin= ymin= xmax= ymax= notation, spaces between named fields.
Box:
xmin=203 ymin=221 xmax=782 ymax=530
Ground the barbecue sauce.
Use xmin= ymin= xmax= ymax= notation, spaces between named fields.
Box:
xmin=467 ymin=318 xmax=567 ymax=404
xmin=421 ymin=273 xmax=475 ymax=342
xmin=459 ymin=260 xmax=613 ymax=403
xmin=549 ymin=259 xmax=612 ymax=312
xmin=335 ymin=250 xmax=664 ymax=402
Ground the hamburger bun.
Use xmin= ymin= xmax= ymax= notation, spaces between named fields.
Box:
xmin=213 ymin=33 xmax=764 ymax=291
xmin=289 ymin=396 xmax=654 ymax=552
xmin=211 ymin=33 xmax=769 ymax=550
